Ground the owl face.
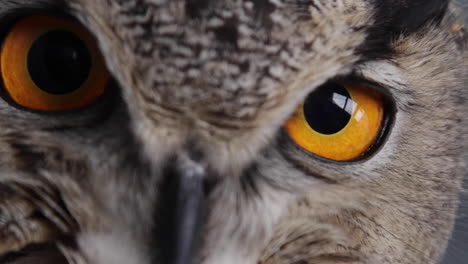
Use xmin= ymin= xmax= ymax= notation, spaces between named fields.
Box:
xmin=0 ymin=1 xmax=465 ymax=264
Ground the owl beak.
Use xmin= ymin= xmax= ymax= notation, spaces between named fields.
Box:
xmin=160 ymin=157 xmax=206 ymax=264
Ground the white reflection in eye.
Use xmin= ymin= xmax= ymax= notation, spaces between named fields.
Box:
xmin=354 ymin=109 xmax=365 ymax=122
xmin=332 ymin=93 xmax=356 ymax=116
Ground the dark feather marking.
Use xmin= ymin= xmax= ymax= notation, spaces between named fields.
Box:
xmin=0 ymin=244 xmax=68 ymax=264
xmin=359 ymin=0 xmax=449 ymax=60
xmin=373 ymin=0 xmax=448 ymax=34
xmin=250 ymin=0 xmax=277 ymax=30
xmin=240 ymin=163 xmax=262 ymax=197
xmin=186 ymin=0 xmax=213 ymax=18
xmin=214 ymin=17 xmax=240 ymax=48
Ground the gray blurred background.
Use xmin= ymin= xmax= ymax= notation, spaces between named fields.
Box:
xmin=441 ymin=179 xmax=467 ymax=264
xmin=439 ymin=1 xmax=467 ymax=263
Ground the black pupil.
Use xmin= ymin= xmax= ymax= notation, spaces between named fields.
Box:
xmin=303 ymin=83 xmax=355 ymax=135
xmin=27 ymin=30 xmax=91 ymax=95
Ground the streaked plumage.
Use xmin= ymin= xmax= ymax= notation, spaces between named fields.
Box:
xmin=0 ymin=1 xmax=466 ymax=264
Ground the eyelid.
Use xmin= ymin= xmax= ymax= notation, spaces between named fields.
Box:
xmin=336 ymin=75 xmax=396 ymax=97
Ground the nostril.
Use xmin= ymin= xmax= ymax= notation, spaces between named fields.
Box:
xmin=183 ymin=138 xmax=207 ymax=164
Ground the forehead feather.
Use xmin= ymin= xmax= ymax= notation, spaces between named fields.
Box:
xmin=68 ymin=0 xmax=448 ymax=127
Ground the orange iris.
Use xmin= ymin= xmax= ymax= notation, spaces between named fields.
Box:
xmin=0 ymin=15 xmax=109 ymax=111
xmin=285 ymin=83 xmax=384 ymax=161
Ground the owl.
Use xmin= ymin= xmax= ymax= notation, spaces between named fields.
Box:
xmin=0 ymin=0 xmax=466 ymax=264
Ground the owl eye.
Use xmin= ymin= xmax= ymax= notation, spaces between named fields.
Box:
xmin=0 ymin=15 xmax=110 ymax=111
xmin=285 ymin=82 xmax=386 ymax=161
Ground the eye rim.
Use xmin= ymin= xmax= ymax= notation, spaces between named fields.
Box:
xmin=282 ymin=78 xmax=396 ymax=164
xmin=0 ymin=14 xmax=111 ymax=113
